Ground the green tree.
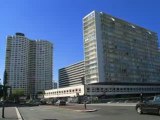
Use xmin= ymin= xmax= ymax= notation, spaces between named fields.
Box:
xmin=12 ymin=88 xmax=25 ymax=103
xmin=12 ymin=88 xmax=25 ymax=96
xmin=0 ymin=85 xmax=3 ymax=98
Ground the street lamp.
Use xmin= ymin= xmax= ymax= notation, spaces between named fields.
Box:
xmin=81 ymin=77 xmax=87 ymax=109
xmin=89 ymin=84 xmax=92 ymax=103
xmin=2 ymin=70 xmax=8 ymax=118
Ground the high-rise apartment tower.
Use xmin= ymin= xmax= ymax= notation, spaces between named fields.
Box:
xmin=5 ymin=33 xmax=53 ymax=95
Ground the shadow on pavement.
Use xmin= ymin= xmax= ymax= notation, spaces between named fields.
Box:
xmin=1 ymin=118 xmax=18 ymax=119
xmin=43 ymin=119 xmax=58 ymax=120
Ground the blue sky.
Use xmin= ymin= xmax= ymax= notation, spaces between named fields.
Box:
xmin=0 ymin=0 xmax=160 ymax=84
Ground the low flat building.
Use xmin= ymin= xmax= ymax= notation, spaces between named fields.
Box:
xmin=44 ymin=83 xmax=160 ymax=99
xmin=59 ymin=61 xmax=85 ymax=88
xmin=44 ymin=85 xmax=84 ymax=98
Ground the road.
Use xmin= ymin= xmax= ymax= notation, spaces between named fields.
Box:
xmin=18 ymin=104 xmax=160 ymax=120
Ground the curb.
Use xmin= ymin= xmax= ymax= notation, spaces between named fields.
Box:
xmin=88 ymin=103 xmax=136 ymax=107
xmin=75 ymin=109 xmax=97 ymax=112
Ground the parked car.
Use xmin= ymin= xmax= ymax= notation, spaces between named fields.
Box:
xmin=40 ymin=99 xmax=46 ymax=105
xmin=25 ymin=99 xmax=40 ymax=106
xmin=135 ymin=95 xmax=160 ymax=115
xmin=55 ymin=100 xmax=66 ymax=106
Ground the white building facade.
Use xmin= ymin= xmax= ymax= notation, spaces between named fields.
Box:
xmin=83 ymin=11 xmax=160 ymax=84
xmin=44 ymin=85 xmax=84 ymax=98
xmin=35 ymin=40 xmax=53 ymax=93
xmin=44 ymin=84 xmax=160 ymax=98
xmin=5 ymin=33 xmax=53 ymax=95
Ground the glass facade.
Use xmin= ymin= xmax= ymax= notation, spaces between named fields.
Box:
xmin=83 ymin=11 xmax=160 ymax=84
xmin=83 ymin=12 xmax=99 ymax=84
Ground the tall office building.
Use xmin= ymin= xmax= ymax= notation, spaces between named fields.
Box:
xmin=35 ymin=40 xmax=53 ymax=93
xmin=44 ymin=11 xmax=160 ymax=99
xmin=5 ymin=33 xmax=53 ymax=95
xmin=83 ymin=11 xmax=160 ymax=84
xmin=59 ymin=61 xmax=85 ymax=88
xmin=53 ymin=82 xmax=58 ymax=89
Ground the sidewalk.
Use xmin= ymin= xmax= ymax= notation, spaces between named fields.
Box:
xmin=49 ymin=102 xmax=136 ymax=112
xmin=55 ymin=104 xmax=98 ymax=112
xmin=87 ymin=103 xmax=136 ymax=106
xmin=0 ymin=107 xmax=18 ymax=120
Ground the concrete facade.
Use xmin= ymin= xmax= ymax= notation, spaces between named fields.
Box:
xmin=5 ymin=33 xmax=53 ymax=95
xmin=44 ymin=85 xmax=84 ymax=98
xmin=83 ymin=11 xmax=160 ymax=84
xmin=44 ymin=83 xmax=160 ymax=98
xmin=59 ymin=61 xmax=85 ymax=88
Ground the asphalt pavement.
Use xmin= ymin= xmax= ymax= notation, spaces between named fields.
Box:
xmin=0 ymin=107 xmax=19 ymax=120
xmin=17 ymin=104 xmax=160 ymax=120
xmin=0 ymin=103 xmax=160 ymax=120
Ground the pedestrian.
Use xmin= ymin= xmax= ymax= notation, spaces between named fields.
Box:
xmin=140 ymin=93 xmax=143 ymax=102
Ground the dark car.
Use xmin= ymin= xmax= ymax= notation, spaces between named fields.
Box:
xmin=135 ymin=95 xmax=160 ymax=115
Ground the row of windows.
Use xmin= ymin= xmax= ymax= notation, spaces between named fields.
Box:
xmin=87 ymin=87 xmax=160 ymax=92
xmin=59 ymin=78 xmax=84 ymax=84
xmin=59 ymin=82 xmax=82 ymax=86
xmin=46 ymin=88 xmax=82 ymax=96
xmin=84 ymin=38 xmax=96 ymax=46
xmin=100 ymin=14 xmax=154 ymax=37
xmin=59 ymin=68 xmax=84 ymax=75
xmin=85 ymin=46 xmax=96 ymax=53
xmin=85 ymin=60 xmax=97 ymax=66
xmin=83 ymin=12 xmax=95 ymax=22
xmin=60 ymin=64 xmax=84 ymax=73
xmin=85 ymin=78 xmax=98 ymax=84
xmin=86 ymin=74 xmax=98 ymax=79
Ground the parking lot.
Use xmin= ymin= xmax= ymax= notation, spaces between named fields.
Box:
xmin=17 ymin=103 xmax=160 ymax=120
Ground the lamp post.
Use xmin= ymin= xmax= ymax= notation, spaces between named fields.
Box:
xmin=90 ymin=84 xmax=92 ymax=104
xmin=81 ymin=77 xmax=87 ymax=109
xmin=2 ymin=70 xmax=7 ymax=118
